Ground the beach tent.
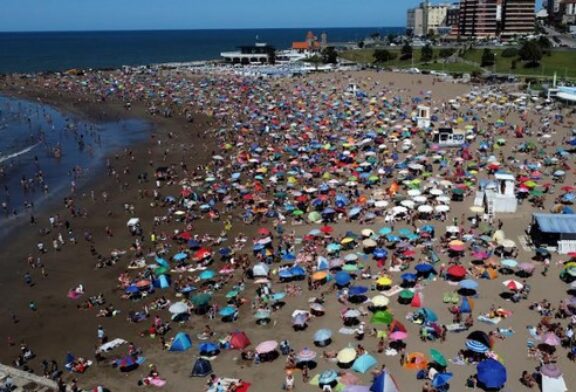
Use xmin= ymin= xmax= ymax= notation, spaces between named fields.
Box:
xmin=169 ymin=332 xmax=192 ymax=352
xmin=370 ymin=371 xmax=400 ymax=392
xmin=199 ymin=342 xmax=220 ymax=357
xmin=190 ymin=358 xmax=213 ymax=377
xmin=230 ymin=331 xmax=251 ymax=349
xmin=252 ymin=263 xmax=269 ymax=277
xmin=352 ymin=353 xmax=378 ymax=374
xmin=476 ymin=359 xmax=507 ymax=389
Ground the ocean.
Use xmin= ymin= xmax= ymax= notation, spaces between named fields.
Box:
xmin=0 ymin=27 xmax=404 ymax=74
xmin=0 ymin=95 xmax=150 ymax=231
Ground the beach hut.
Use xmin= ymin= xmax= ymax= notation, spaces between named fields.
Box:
xmin=530 ymin=213 xmax=576 ymax=253
xmin=169 ymin=332 xmax=192 ymax=352
xmin=190 ymin=358 xmax=213 ymax=377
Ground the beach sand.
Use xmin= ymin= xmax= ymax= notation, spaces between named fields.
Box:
xmin=0 ymin=69 xmax=574 ymax=392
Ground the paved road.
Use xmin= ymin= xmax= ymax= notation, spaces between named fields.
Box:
xmin=541 ymin=25 xmax=576 ymax=49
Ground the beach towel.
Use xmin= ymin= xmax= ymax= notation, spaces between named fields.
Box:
xmin=445 ymin=323 xmax=467 ymax=332
xmin=338 ymin=327 xmax=356 ymax=335
xmin=478 ymin=315 xmax=502 ymax=325
xmin=382 ymin=285 xmax=403 ymax=297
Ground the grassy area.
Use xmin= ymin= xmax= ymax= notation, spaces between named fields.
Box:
xmin=460 ymin=48 xmax=576 ymax=78
xmin=340 ymin=47 xmax=576 ymax=79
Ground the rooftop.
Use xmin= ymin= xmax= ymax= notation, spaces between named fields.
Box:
xmin=533 ymin=213 xmax=576 ymax=234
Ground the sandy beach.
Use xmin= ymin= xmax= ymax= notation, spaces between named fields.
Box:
xmin=0 ymin=68 xmax=575 ymax=392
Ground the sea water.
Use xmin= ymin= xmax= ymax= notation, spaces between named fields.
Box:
xmin=0 ymin=95 xmax=150 ymax=232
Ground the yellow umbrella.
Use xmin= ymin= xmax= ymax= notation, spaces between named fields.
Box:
xmin=337 ymin=347 xmax=357 ymax=363
xmin=313 ymin=271 xmax=328 ymax=281
xmin=341 ymin=237 xmax=355 ymax=245
xmin=470 ymin=206 xmax=484 ymax=213
xmin=376 ymin=276 xmax=393 ymax=286
xmin=448 ymin=240 xmax=464 ymax=247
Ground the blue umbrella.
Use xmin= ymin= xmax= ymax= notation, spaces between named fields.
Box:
xmin=378 ymin=227 xmax=392 ymax=235
xmin=199 ymin=270 xmax=216 ymax=281
xmin=386 ymin=234 xmax=401 ymax=242
xmin=466 ymin=339 xmax=489 ymax=353
xmin=373 ymin=248 xmax=388 ymax=259
xmin=432 ymin=372 xmax=453 ymax=388
xmin=125 ymin=285 xmax=140 ymax=294
xmin=319 ymin=369 xmax=338 ymax=385
xmin=401 ymin=272 xmax=417 ymax=282
xmin=420 ymin=225 xmax=434 ymax=233
xmin=155 ymin=258 xmax=169 ymax=268
xmin=334 ymin=271 xmax=352 ymax=286
xmin=219 ymin=306 xmax=236 ymax=317
xmin=459 ymin=279 xmax=479 ymax=290
xmin=501 ymin=259 xmax=518 ymax=268
xmin=398 ymin=228 xmax=413 ymax=237
xmin=173 ymin=252 xmax=188 ymax=261
xmin=348 ymin=207 xmax=362 ymax=218
xmin=415 ymin=263 xmax=434 ymax=273
xmin=290 ymin=265 xmax=306 ymax=277
xmin=349 ymin=286 xmax=369 ymax=296
xmin=352 ymin=353 xmax=378 ymax=374
xmin=282 ymin=252 xmax=296 ymax=262
xmin=314 ymin=329 xmax=332 ymax=342
xmin=327 ymin=243 xmax=342 ymax=253
xmin=219 ymin=247 xmax=232 ymax=257
xmin=477 ymin=359 xmax=507 ymax=389
xmin=188 ymin=240 xmax=201 ymax=249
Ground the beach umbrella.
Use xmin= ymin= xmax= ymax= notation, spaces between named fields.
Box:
xmin=403 ymin=352 xmax=428 ymax=370
xmin=191 ymin=293 xmax=212 ymax=307
xmin=318 ymin=369 xmax=339 ymax=385
xmin=378 ymin=227 xmax=392 ymax=236
xmin=254 ymin=309 xmax=271 ymax=321
xmin=465 ymin=339 xmax=489 ymax=353
xmin=371 ymin=310 xmax=393 ymax=325
xmin=467 ymin=330 xmax=491 ymax=347
xmin=415 ymin=307 xmax=437 ymax=322
xmin=370 ymin=371 xmax=400 ymax=392
xmin=373 ymin=248 xmax=388 ymax=259
xmin=459 ymin=279 xmax=478 ymax=290
xmin=371 ymin=295 xmax=390 ymax=307
xmin=296 ymin=348 xmax=317 ymax=362
xmin=117 ymin=355 xmax=139 ymax=372
xmin=337 ymin=347 xmax=358 ymax=364
xmin=446 ymin=265 xmax=466 ymax=280
xmin=477 ymin=359 xmax=507 ymax=389
xmin=226 ymin=289 xmax=239 ymax=299
xmin=255 ymin=340 xmax=278 ymax=354
xmin=335 ymin=271 xmax=352 ymax=286
xmin=352 ymin=353 xmax=378 ymax=374
xmin=400 ymin=273 xmax=417 ymax=282
xmin=429 ymin=348 xmax=447 ymax=367
xmin=415 ymin=263 xmax=434 ymax=274
xmin=432 ymin=372 xmax=453 ymax=388
xmin=199 ymin=269 xmax=216 ymax=281
xmin=219 ymin=306 xmax=236 ymax=318
xmin=500 ymin=259 xmax=518 ymax=269
xmin=542 ymin=332 xmax=561 ymax=346
xmin=389 ymin=331 xmax=408 ymax=341
xmin=349 ymin=286 xmax=369 ymax=296
xmin=376 ymin=276 xmax=393 ymax=287
xmin=503 ymin=279 xmax=523 ymax=291
xmin=540 ymin=363 xmax=563 ymax=378
xmin=168 ymin=302 xmax=188 ymax=315
xmin=314 ymin=329 xmax=332 ymax=344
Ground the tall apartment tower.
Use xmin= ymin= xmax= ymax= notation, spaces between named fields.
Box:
xmin=458 ymin=0 xmax=499 ymax=38
xmin=500 ymin=0 xmax=536 ymax=37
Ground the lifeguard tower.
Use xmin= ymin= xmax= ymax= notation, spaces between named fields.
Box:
xmin=416 ymin=105 xmax=431 ymax=129
xmin=475 ymin=173 xmax=518 ymax=215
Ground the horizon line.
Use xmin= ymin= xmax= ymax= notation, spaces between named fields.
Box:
xmin=0 ymin=26 xmax=406 ymax=34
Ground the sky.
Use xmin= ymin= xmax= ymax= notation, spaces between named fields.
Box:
xmin=0 ymin=0 xmax=422 ymax=32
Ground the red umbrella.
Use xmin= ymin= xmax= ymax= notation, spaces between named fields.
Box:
xmin=258 ymin=227 xmax=271 ymax=236
xmin=320 ymin=226 xmax=333 ymax=234
xmin=178 ymin=231 xmax=192 ymax=241
xmin=447 ymin=265 xmax=466 ymax=279
xmin=194 ymin=248 xmax=211 ymax=261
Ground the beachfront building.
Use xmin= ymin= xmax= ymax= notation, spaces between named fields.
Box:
xmin=407 ymin=2 xmax=451 ymax=36
xmin=457 ymin=0 xmax=499 ymax=38
xmin=529 ymin=213 xmax=576 ymax=253
xmin=292 ymin=31 xmax=322 ymax=53
xmin=480 ymin=173 xmax=518 ymax=214
xmin=220 ymin=43 xmax=276 ymax=64
xmin=500 ymin=0 xmax=536 ymax=37
xmin=560 ymin=0 xmax=576 ymax=24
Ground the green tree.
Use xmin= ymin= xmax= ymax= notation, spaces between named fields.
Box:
xmin=438 ymin=48 xmax=456 ymax=59
xmin=373 ymin=49 xmax=397 ymax=63
xmin=519 ymin=41 xmax=543 ymax=67
xmin=400 ymin=42 xmax=413 ymax=60
xmin=370 ymin=32 xmax=381 ymax=41
xmin=321 ymin=47 xmax=338 ymax=64
xmin=480 ymin=48 xmax=495 ymax=67
xmin=387 ymin=33 xmax=397 ymax=43
xmin=358 ymin=41 xmax=365 ymax=49
xmin=420 ymin=44 xmax=434 ymax=62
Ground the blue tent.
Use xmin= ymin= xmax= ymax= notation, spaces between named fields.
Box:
xmin=157 ymin=274 xmax=170 ymax=289
xmin=477 ymin=359 xmax=507 ymax=389
xmin=290 ymin=265 xmax=306 ymax=277
xmin=415 ymin=307 xmax=438 ymax=322
xmin=459 ymin=296 xmax=472 ymax=313
xmin=370 ymin=371 xmax=400 ymax=392
xmin=334 ymin=271 xmax=352 ymax=286
xmin=199 ymin=342 xmax=220 ymax=357
xmin=352 ymin=353 xmax=378 ymax=374
xmin=191 ymin=358 xmax=213 ymax=377
xmin=317 ymin=257 xmax=330 ymax=270
xmin=169 ymin=332 xmax=192 ymax=352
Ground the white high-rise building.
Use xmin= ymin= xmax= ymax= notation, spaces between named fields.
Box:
xmin=407 ymin=2 xmax=451 ymax=36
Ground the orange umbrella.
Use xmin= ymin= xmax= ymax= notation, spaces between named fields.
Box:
xmin=312 ymin=271 xmax=328 ymax=281
xmin=403 ymin=352 xmax=428 ymax=370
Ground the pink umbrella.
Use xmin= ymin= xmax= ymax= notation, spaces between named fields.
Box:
xmin=518 ymin=262 xmax=535 ymax=272
xmin=340 ymin=372 xmax=360 ymax=386
xmin=389 ymin=331 xmax=408 ymax=341
xmin=449 ymin=244 xmax=466 ymax=252
xmin=255 ymin=340 xmax=278 ymax=354
xmin=471 ymin=251 xmax=489 ymax=260
xmin=542 ymin=332 xmax=561 ymax=346
xmin=296 ymin=348 xmax=317 ymax=362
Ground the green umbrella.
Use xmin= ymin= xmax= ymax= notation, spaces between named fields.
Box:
xmin=399 ymin=289 xmax=414 ymax=299
xmin=452 ymin=189 xmax=464 ymax=195
xmin=342 ymin=264 xmax=358 ymax=272
xmin=292 ymin=209 xmax=304 ymax=216
xmin=191 ymin=293 xmax=212 ymax=306
xmin=530 ymin=189 xmax=544 ymax=197
xmin=308 ymin=211 xmax=322 ymax=222
xmin=370 ymin=310 xmax=393 ymax=325
xmin=429 ymin=348 xmax=447 ymax=367
xmin=226 ymin=289 xmax=239 ymax=299
xmin=154 ymin=267 xmax=169 ymax=276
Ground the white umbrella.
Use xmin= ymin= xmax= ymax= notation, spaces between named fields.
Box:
xmin=391 ymin=206 xmax=408 ymax=215
xmin=412 ymin=195 xmax=428 ymax=204
xmin=374 ymin=200 xmax=389 ymax=208
xmin=435 ymin=205 xmax=450 ymax=212
xmin=436 ymin=195 xmax=451 ymax=203
xmin=407 ymin=189 xmax=422 ymax=197
xmin=446 ymin=225 xmax=460 ymax=233
xmin=417 ymin=205 xmax=433 ymax=213
xmin=169 ymin=302 xmax=189 ymax=315
xmin=429 ymin=188 xmax=443 ymax=196
xmin=400 ymin=200 xmax=415 ymax=209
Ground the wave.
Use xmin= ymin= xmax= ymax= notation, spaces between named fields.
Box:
xmin=0 ymin=142 xmax=40 ymax=164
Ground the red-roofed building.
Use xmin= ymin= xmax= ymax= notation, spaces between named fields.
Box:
xmin=292 ymin=31 xmax=322 ymax=53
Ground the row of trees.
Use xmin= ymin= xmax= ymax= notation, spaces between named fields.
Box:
xmin=373 ymin=44 xmax=456 ymax=64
